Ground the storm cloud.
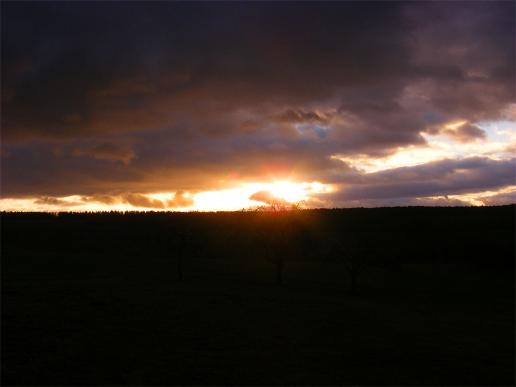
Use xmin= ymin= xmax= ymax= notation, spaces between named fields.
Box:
xmin=328 ymin=157 xmax=516 ymax=203
xmin=1 ymin=1 xmax=514 ymax=208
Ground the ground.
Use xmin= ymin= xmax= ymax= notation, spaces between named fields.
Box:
xmin=2 ymin=251 xmax=514 ymax=385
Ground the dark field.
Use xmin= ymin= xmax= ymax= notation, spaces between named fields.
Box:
xmin=1 ymin=206 xmax=514 ymax=386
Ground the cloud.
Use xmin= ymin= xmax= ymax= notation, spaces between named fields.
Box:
xmin=503 ymin=142 xmax=516 ymax=154
xmin=34 ymin=196 xmax=82 ymax=207
xmin=80 ymin=191 xmax=194 ymax=209
xmin=4 ymin=2 xmax=511 ymax=143
xmin=81 ymin=195 xmax=120 ymax=205
xmin=428 ymin=121 xmax=487 ymax=143
xmin=122 ymin=194 xmax=165 ymax=209
xmin=274 ymin=109 xmax=332 ymax=125
xmin=166 ymin=191 xmax=194 ymax=208
xmin=1 ymin=2 xmax=514 ymax=207
xmin=447 ymin=123 xmax=486 ymax=142
xmin=479 ymin=189 xmax=516 ymax=206
xmin=324 ymin=157 xmax=516 ymax=203
xmin=71 ymin=142 xmax=135 ymax=164
xmin=249 ymin=191 xmax=288 ymax=206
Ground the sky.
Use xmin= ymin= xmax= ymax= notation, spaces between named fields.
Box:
xmin=1 ymin=1 xmax=515 ymax=211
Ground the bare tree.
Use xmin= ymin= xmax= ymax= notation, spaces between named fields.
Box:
xmin=325 ymin=231 xmax=376 ymax=294
xmin=255 ymin=202 xmax=300 ymax=286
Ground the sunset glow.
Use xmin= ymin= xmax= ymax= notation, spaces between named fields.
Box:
xmin=1 ymin=2 xmax=515 ymax=211
xmin=0 ymin=181 xmax=334 ymax=212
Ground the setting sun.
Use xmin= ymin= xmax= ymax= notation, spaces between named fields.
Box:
xmin=264 ymin=181 xmax=309 ymax=203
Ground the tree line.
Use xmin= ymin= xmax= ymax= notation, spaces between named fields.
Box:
xmin=2 ymin=205 xmax=514 ymax=293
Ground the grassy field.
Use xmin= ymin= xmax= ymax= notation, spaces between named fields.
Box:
xmin=2 ymin=249 xmax=514 ymax=385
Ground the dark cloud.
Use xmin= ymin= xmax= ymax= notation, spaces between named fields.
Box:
xmin=274 ymin=109 xmax=332 ymax=125
xmin=71 ymin=142 xmax=135 ymax=164
xmin=442 ymin=123 xmax=486 ymax=143
xmin=7 ymin=1 xmax=508 ymax=143
xmin=1 ymin=2 xmax=515 ymax=206
xmin=325 ymin=157 xmax=515 ymax=202
xmin=424 ymin=122 xmax=487 ymax=142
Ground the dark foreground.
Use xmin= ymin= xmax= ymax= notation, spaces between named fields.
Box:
xmin=2 ymin=206 xmax=515 ymax=385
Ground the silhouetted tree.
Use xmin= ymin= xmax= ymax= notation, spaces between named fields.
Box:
xmin=255 ymin=202 xmax=300 ymax=285
xmin=325 ymin=231 xmax=377 ymax=294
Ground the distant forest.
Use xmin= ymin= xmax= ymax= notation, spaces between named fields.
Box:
xmin=3 ymin=206 xmax=514 ymax=290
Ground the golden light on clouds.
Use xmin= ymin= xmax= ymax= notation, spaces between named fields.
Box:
xmin=333 ymin=145 xmax=450 ymax=174
xmin=2 ymin=122 xmax=513 ymax=212
xmin=444 ymin=120 xmax=468 ymax=130
xmin=0 ymin=181 xmax=334 ymax=212
xmin=334 ymin=120 xmax=516 ymax=174
xmin=430 ymin=186 xmax=516 ymax=207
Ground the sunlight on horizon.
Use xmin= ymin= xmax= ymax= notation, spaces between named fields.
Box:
xmin=441 ymin=186 xmax=516 ymax=207
xmin=1 ymin=119 xmax=513 ymax=213
xmin=0 ymin=181 xmax=334 ymax=212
